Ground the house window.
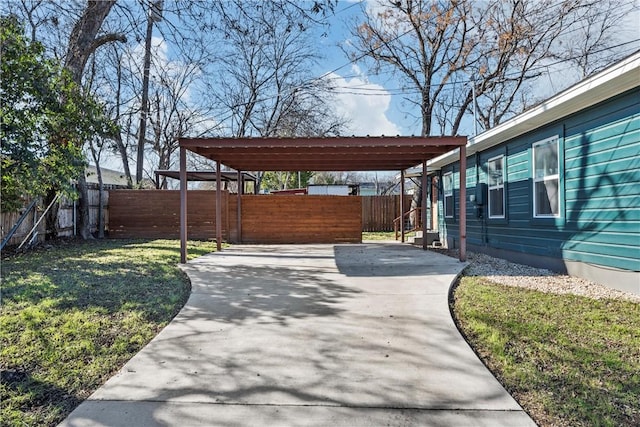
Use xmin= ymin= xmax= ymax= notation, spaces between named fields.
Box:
xmin=443 ymin=172 xmax=454 ymax=218
xmin=533 ymin=137 xmax=560 ymax=217
xmin=488 ymin=155 xmax=505 ymax=218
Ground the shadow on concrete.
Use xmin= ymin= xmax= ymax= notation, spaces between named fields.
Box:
xmin=334 ymin=243 xmax=463 ymax=277
xmin=59 ymin=243 xmax=533 ymax=427
xmin=180 ymin=262 xmax=360 ymax=325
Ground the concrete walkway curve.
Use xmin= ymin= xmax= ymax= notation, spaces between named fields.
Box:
xmin=60 ymin=242 xmax=536 ymax=427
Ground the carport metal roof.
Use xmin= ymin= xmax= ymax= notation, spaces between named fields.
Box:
xmin=178 ymin=135 xmax=468 ymax=264
xmin=178 ymin=136 xmax=466 ymax=171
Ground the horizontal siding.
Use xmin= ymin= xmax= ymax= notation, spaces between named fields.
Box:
xmin=565 ymin=127 xmax=639 ymax=161
xmin=562 ymin=89 xmax=640 ymax=271
xmin=565 ymin=207 xmax=640 ymax=222
xmin=566 ymin=182 xmax=638 ymax=198
xmin=566 ymin=194 xmax=640 ymax=211
xmin=564 ymin=172 xmax=638 ymax=192
xmin=564 ymin=94 xmax=640 ymax=141
xmin=562 ymin=239 xmax=639 ymax=258
xmin=440 ymin=87 xmax=640 ymax=272
xmin=561 ymin=248 xmax=639 ymax=271
xmin=564 ymin=156 xmax=640 ymax=180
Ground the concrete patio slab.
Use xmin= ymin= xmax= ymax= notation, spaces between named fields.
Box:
xmin=59 ymin=243 xmax=536 ymax=427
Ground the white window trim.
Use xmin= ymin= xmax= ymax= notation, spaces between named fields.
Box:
xmin=443 ymin=171 xmax=454 ymax=218
xmin=488 ymin=155 xmax=505 ymax=219
xmin=532 ymin=136 xmax=560 ymax=218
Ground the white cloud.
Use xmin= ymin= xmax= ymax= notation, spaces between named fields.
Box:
xmin=326 ymin=72 xmax=400 ymax=136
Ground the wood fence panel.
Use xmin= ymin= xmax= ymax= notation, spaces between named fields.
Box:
xmin=240 ymin=195 xmax=361 ymax=244
xmin=58 ymin=188 xmax=110 ymax=237
xmin=0 ymin=204 xmax=45 ymax=247
xmin=109 ymin=190 xmax=229 ymax=240
xmin=361 ymin=195 xmax=412 ymax=231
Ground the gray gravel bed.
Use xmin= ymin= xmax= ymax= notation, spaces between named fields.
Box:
xmin=438 ymin=249 xmax=640 ymax=303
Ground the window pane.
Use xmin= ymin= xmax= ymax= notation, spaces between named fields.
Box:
xmin=489 ymin=188 xmax=504 ymax=217
xmin=445 ymin=195 xmax=453 ymax=217
xmin=535 ymin=179 xmax=559 ymax=216
xmin=534 ymin=140 xmax=558 ymax=178
xmin=488 ymin=158 xmax=503 ymax=187
xmin=443 ymin=173 xmax=453 ymax=192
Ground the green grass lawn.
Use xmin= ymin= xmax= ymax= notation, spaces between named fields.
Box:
xmin=0 ymin=239 xmax=217 ymax=427
xmin=452 ymin=276 xmax=640 ymax=427
xmin=361 ymin=231 xmax=396 ymax=240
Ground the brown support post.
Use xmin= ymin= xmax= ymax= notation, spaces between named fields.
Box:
xmin=216 ymin=161 xmax=222 ymax=251
xmin=459 ymin=145 xmax=467 ymax=262
xmin=179 ymin=147 xmax=187 ymax=263
xmin=422 ymin=161 xmax=428 ymax=250
xmin=400 ymin=169 xmax=405 ymax=243
xmin=431 ymin=177 xmax=438 ymax=230
xmin=237 ymin=170 xmax=242 ymax=243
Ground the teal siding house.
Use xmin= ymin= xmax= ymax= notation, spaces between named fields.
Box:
xmin=427 ymin=52 xmax=640 ymax=294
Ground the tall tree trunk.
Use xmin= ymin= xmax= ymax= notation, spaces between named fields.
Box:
xmin=76 ymin=173 xmax=92 ymax=239
xmin=64 ymin=1 xmax=119 ymax=83
xmin=63 ymin=0 xmax=124 ymax=239
xmin=96 ymin=166 xmax=105 ymax=239
xmin=114 ymin=132 xmax=133 ymax=188
xmin=44 ymin=189 xmax=59 ymax=240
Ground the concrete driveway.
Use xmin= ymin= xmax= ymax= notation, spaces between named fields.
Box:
xmin=60 ymin=243 xmax=536 ymax=426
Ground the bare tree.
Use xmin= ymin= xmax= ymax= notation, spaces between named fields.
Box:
xmin=347 ymin=0 xmax=637 ymax=219
xmin=106 ymin=44 xmax=134 ymax=188
xmin=148 ymin=55 xmax=219 ymax=187
xmin=347 ymin=0 xmax=637 ymax=136
xmin=209 ymin=0 xmax=346 ymax=189
xmin=555 ymin=0 xmax=639 ymax=78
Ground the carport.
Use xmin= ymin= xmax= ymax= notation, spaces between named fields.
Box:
xmin=178 ymin=136 xmax=467 ymax=263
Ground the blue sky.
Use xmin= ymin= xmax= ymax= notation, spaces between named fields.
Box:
xmin=140 ymin=0 xmax=639 ymax=141
xmin=97 ymin=0 xmax=639 ymax=175
xmin=307 ymin=0 xmax=640 ymax=138
xmin=312 ymin=0 xmax=420 ymax=136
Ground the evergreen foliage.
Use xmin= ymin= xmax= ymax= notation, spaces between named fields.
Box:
xmin=0 ymin=16 xmax=112 ymax=212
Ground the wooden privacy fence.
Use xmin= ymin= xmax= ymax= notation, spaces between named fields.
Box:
xmin=361 ymin=195 xmax=412 ymax=232
xmin=240 ymin=195 xmax=361 ymax=243
xmin=1 ymin=187 xmax=108 ymax=247
xmin=3 ymin=192 xmax=410 ymax=247
xmin=108 ymin=190 xmax=362 ymax=243
xmin=109 ymin=190 xmax=231 ymax=240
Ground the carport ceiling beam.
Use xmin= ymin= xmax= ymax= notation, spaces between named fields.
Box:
xmin=214 ymin=162 xmax=431 ymax=172
xmin=191 ymin=147 xmax=453 ymax=156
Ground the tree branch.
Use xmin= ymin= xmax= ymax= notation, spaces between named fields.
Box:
xmin=90 ymin=33 xmax=127 ymax=55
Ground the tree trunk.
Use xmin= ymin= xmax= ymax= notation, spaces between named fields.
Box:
xmin=96 ymin=165 xmax=105 ymax=238
xmin=44 ymin=189 xmax=59 ymax=240
xmin=64 ymin=1 xmax=118 ymax=83
xmin=114 ymin=132 xmax=133 ymax=188
xmin=63 ymin=0 xmax=123 ymax=239
xmin=77 ymin=173 xmax=92 ymax=239
xmin=136 ymin=15 xmax=155 ymax=185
